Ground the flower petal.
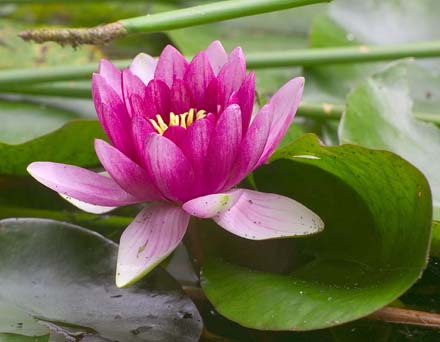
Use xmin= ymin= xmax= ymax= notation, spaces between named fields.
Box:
xmin=236 ymin=71 xmax=256 ymax=135
xmin=132 ymin=116 xmax=155 ymax=163
xmin=122 ymin=69 xmax=148 ymax=118
xmin=116 ymin=204 xmax=190 ymax=287
xmin=95 ymin=139 xmax=162 ymax=201
xmin=144 ymin=134 xmax=195 ymax=202
xmin=205 ymin=105 xmax=242 ymax=193
xmin=200 ymin=78 xmax=220 ymax=115
xmin=204 ymin=40 xmax=228 ymax=75
xmin=98 ymin=59 xmax=122 ymax=98
xmin=145 ymin=79 xmax=171 ymax=121
xmin=217 ymin=47 xmax=246 ymax=108
xmin=182 ymin=192 xmax=239 ymax=218
xmin=258 ymin=77 xmax=304 ymax=164
xmin=130 ymin=52 xmax=157 ymax=85
xmin=154 ymin=45 xmax=188 ymax=88
xmin=27 ymin=162 xmax=139 ymax=206
xmin=59 ymin=194 xmax=116 ymax=214
xmin=170 ymin=79 xmax=194 ymax=114
xmin=223 ymin=104 xmax=272 ymax=190
xmin=184 ymin=189 xmax=324 ymax=240
xmin=92 ymin=73 xmax=136 ymax=159
xmin=179 ymin=118 xmax=214 ymax=197
xmin=163 ymin=125 xmax=186 ymax=146
xmin=184 ymin=51 xmax=215 ymax=106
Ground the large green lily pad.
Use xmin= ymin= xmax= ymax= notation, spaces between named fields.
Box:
xmin=339 ymin=62 xmax=440 ymax=218
xmin=201 ymin=134 xmax=432 ymax=330
xmin=0 ymin=218 xmax=202 ymax=341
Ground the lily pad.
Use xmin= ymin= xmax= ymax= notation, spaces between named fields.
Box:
xmin=0 ymin=218 xmax=202 ymax=341
xmin=201 ymin=134 xmax=432 ymax=330
xmin=430 ymin=221 xmax=440 ymax=259
xmin=0 ymin=118 xmax=105 ymax=176
xmin=339 ymin=62 xmax=440 ymax=218
xmin=304 ymin=0 xmax=440 ymax=115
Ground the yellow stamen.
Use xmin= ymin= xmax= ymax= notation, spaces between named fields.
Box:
xmin=187 ymin=108 xmax=195 ymax=126
xmin=149 ymin=119 xmax=164 ymax=134
xmin=180 ymin=112 xmax=189 ymax=129
xmin=149 ymin=108 xmax=207 ymax=135
xmin=169 ymin=112 xmax=180 ymax=126
xmin=156 ymin=114 xmax=168 ymax=132
xmin=196 ymin=109 xmax=207 ymax=120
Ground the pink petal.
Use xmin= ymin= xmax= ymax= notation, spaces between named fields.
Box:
xmin=170 ymin=79 xmax=194 ymax=114
xmin=205 ymin=105 xmax=242 ymax=193
xmin=162 ymin=125 xmax=186 ymax=146
xmin=154 ymin=45 xmax=188 ymax=88
xmin=200 ymin=78 xmax=220 ymax=115
xmin=92 ymin=73 xmax=136 ymax=160
xmin=258 ymin=77 xmax=305 ymax=164
xmin=217 ymin=47 xmax=246 ymax=108
xmin=184 ymin=51 xmax=215 ymax=106
xmin=182 ymin=192 xmax=239 ymax=218
xmin=122 ymin=69 xmax=148 ymax=118
xmin=183 ymin=189 xmax=324 ymax=240
xmin=179 ymin=118 xmax=214 ymax=197
xmin=130 ymin=52 xmax=157 ymax=85
xmin=27 ymin=162 xmax=139 ymax=207
xmin=145 ymin=80 xmax=171 ymax=121
xmin=143 ymin=134 xmax=195 ymax=202
xmin=204 ymin=40 xmax=228 ymax=75
xmin=95 ymin=139 xmax=162 ymax=201
xmin=236 ymin=71 xmax=256 ymax=134
xmin=98 ymin=59 xmax=122 ymax=98
xmin=223 ymin=104 xmax=272 ymax=190
xmin=116 ymin=204 xmax=190 ymax=287
xmin=132 ymin=116 xmax=155 ymax=163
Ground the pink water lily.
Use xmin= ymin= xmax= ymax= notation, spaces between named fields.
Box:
xmin=27 ymin=41 xmax=324 ymax=287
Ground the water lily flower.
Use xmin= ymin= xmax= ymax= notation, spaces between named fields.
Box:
xmin=27 ymin=41 xmax=324 ymax=287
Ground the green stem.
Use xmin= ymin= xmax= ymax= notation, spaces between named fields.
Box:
xmin=19 ymin=0 xmax=330 ymax=45
xmin=246 ymin=42 xmax=440 ymax=67
xmin=121 ymin=0 xmax=330 ymax=33
xmin=0 ymin=60 xmax=130 ymax=87
xmin=4 ymin=41 xmax=440 ymax=87
xmin=1 ymin=0 xmax=152 ymax=2
xmin=2 ymin=81 xmax=439 ymax=124
xmin=297 ymin=102 xmax=440 ymax=125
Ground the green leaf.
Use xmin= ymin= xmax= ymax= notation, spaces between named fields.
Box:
xmin=202 ymin=134 xmax=432 ymax=331
xmin=0 ymin=100 xmax=78 ymax=145
xmin=0 ymin=118 xmax=105 ymax=176
xmin=304 ymin=0 xmax=440 ymax=116
xmin=432 ymin=221 xmax=440 ymax=258
xmin=339 ymin=62 xmax=440 ymax=218
xmin=0 ymin=218 xmax=202 ymax=341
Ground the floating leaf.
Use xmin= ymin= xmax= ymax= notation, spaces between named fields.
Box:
xmin=202 ymin=134 xmax=432 ymax=330
xmin=304 ymin=0 xmax=440 ymax=116
xmin=0 ymin=118 xmax=105 ymax=176
xmin=339 ymin=62 xmax=440 ymax=218
xmin=0 ymin=218 xmax=202 ymax=341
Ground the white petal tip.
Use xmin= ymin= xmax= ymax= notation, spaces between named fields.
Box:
xmin=60 ymin=194 xmax=116 ymax=214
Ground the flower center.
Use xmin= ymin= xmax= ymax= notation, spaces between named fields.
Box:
xmin=149 ymin=108 xmax=207 ymax=135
